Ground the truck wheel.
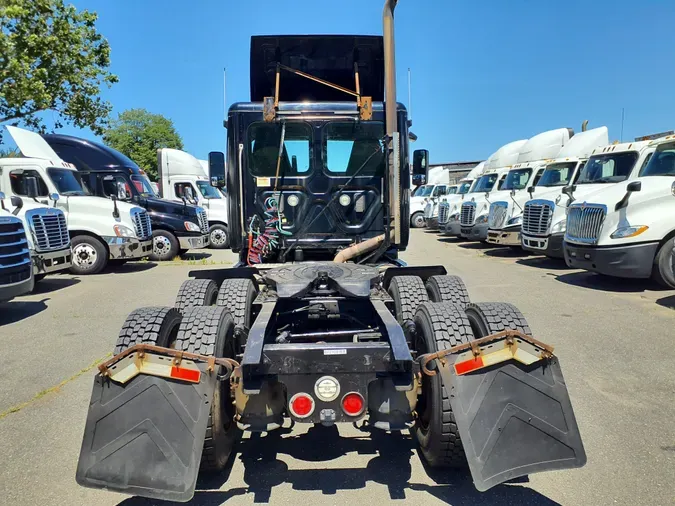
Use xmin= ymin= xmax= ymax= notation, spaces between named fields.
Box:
xmin=388 ymin=276 xmax=429 ymax=342
xmin=216 ymin=278 xmax=257 ymax=329
xmin=209 ymin=224 xmax=229 ymax=249
xmin=175 ymin=279 xmax=219 ymax=310
xmin=411 ymin=212 xmax=425 ymax=229
xmin=652 ymin=239 xmax=675 ymax=288
xmin=176 ymin=306 xmax=240 ymax=472
xmin=412 ymin=302 xmax=473 ymax=467
xmin=464 ymin=302 xmax=532 ymax=338
xmin=70 ymin=235 xmax=108 ymax=275
xmin=425 ymin=275 xmax=470 ymax=307
xmin=114 ymin=306 xmax=182 ymax=354
xmin=150 ymin=230 xmax=179 ymax=262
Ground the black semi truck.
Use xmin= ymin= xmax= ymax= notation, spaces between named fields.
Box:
xmin=42 ymin=134 xmax=210 ymax=261
xmin=74 ymin=1 xmax=586 ymax=502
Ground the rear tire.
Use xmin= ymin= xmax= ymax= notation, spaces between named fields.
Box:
xmin=411 ymin=212 xmax=425 ymax=229
xmin=70 ymin=235 xmax=108 ymax=275
xmin=425 ymin=275 xmax=470 ymax=307
xmin=412 ymin=302 xmax=473 ymax=467
xmin=464 ymin=302 xmax=532 ymax=338
xmin=209 ymin=224 xmax=229 ymax=249
xmin=175 ymin=279 xmax=218 ymax=310
xmin=216 ymin=278 xmax=257 ymax=329
xmin=114 ymin=306 xmax=182 ymax=353
xmin=176 ymin=306 xmax=240 ymax=472
xmin=652 ymin=239 xmax=675 ymax=288
xmin=150 ymin=230 xmax=179 ymax=262
xmin=388 ymin=276 xmax=429 ymax=341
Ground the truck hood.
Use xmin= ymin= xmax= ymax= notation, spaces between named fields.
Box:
xmin=59 ymin=195 xmax=139 ymax=229
xmin=144 ymin=196 xmax=200 ymax=217
xmin=575 ymin=176 xmax=675 ymax=209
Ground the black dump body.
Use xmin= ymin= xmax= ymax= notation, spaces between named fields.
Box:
xmin=43 ymin=134 xmax=203 ymax=233
xmin=250 ymin=35 xmax=384 ymax=102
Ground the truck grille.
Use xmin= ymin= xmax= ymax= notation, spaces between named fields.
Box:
xmin=131 ymin=208 xmax=152 ymax=239
xmin=438 ymin=202 xmax=450 ymax=224
xmin=460 ymin=202 xmax=476 ymax=226
xmin=488 ymin=202 xmax=508 ymax=229
xmin=565 ymin=204 xmax=607 ymax=244
xmin=28 ymin=209 xmax=70 ymax=252
xmin=522 ymin=200 xmax=554 ymax=236
xmin=0 ymin=217 xmax=32 ymax=285
xmin=197 ymin=208 xmax=209 ymax=234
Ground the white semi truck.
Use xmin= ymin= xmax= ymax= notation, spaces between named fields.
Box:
xmin=0 ymin=205 xmax=34 ymax=302
xmin=432 ymin=162 xmax=485 ymax=232
xmin=520 ymin=139 xmax=655 ymax=259
xmin=458 ymin=139 xmax=527 ymax=240
xmin=484 ymin=127 xmax=575 ymax=247
xmin=157 ymin=148 xmax=230 ymax=248
xmin=520 ymin=127 xmax=609 ymax=257
xmin=563 ymin=134 xmax=675 ymax=287
xmin=2 ymin=126 xmax=153 ymax=275
xmin=410 ymin=183 xmax=455 ymax=228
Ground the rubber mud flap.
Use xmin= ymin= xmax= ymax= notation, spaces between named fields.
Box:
xmin=75 ymin=364 xmax=217 ymax=502
xmin=438 ymin=356 xmax=586 ymax=491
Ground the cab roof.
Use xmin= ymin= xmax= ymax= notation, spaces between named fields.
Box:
xmin=590 ymin=139 xmax=652 ymax=156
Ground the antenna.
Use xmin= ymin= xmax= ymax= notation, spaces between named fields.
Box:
xmin=223 ymin=68 xmax=227 ymax=128
xmin=408 ymin=67 xmax=412 ymax=122
xmin=620 ymin=108 xmax=625 ymax=142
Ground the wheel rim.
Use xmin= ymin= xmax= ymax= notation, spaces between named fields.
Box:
xmin=153 ymin=235 xmax=172 ymax=257
xmin=413 ymin=215 xmax=425 ymax=228
xmin=210 ymin=228 xmax=227 ymax=246
xmin=72 ymin=243 xmax=97 ymax=270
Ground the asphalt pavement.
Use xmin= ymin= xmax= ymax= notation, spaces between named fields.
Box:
xmin=1 ymin=230 xmax=673 ymax=506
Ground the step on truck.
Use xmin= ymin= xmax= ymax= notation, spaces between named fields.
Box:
xmin=0 ymin=206 xmax=34 ymax=302
xmin=42 ymin=134 xmax=210 ymax=261
xmin=2 ymin=126 xmax=153 ymax=275
xmin=563 ymin=133 xmax=675 ymax=286
xmin=157 ymin=148 xmax=230 ymax=249
xmin=74 ymin=2 xmax=586 ymax=501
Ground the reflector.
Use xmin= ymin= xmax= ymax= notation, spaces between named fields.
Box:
xmin=341 ymin=392 xmax=365 ymax=416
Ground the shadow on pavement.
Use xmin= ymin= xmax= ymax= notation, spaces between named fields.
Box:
xmin=483 ymin=247 xmax=529 ymax=258
xmin=555 ymin=271 xmax=667 ymax=293
xmin=31 ymin=277 xmax=80 ymax=295
xmin=656 ymin=295 xmax=675 ymax=309
xmin=458 ymin=242 xmax=494 ymax=250
xmin=517 ymin=256 xmax=571 ymax=271
xmin=117 ymin=425 xmax=559 ymax=505
xmin=437 ymin=236 xmax=466 ymax=243
xmin=0 ymin=298 xmax=48 ymax=326
xmin=182 ymin=252 xmax=213 ymax=261
xmin=104 ymin=261 xmax=157 ymax=274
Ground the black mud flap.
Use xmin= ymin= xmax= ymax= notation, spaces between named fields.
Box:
xmin=439 ymin=357 xmax=586 ymax=491
xmin=76 ymin=364 xmax=216 ymax=503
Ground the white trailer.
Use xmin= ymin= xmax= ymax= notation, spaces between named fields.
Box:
xmin=157 ymin=148 xmax=230 ymax=248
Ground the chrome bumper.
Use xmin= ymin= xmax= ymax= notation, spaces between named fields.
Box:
xmin=105 ymin=237 xmax=153 ymax=259
xmin=32 ymin=248 xmax=72 ymax=275
xmin=486 ymin=228 xmax=521 ymax=246
xmin=178 ymin=234 xmax=209 ymax=250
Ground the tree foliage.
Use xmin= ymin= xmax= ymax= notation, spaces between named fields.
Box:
xmin=103 ymin=108 xmax=183 ymax=180
xmin=0 ymin=0 xmax=118 ymax=141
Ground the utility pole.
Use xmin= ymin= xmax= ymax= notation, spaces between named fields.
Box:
xmin=620 ymin=107 xmax=625 ymax=142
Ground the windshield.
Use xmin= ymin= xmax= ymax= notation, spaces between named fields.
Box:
xmin=447 ymin=186 xmax=458 ymax=195
xmin=130 ymin=174 xmax=157 ymax=197
xmin=196 ymin=180 xmax=222 ymax=199
xmin=472 ymin=174 xmax=498 ymax=193
xmin=47 ymin=168 xmax=88 ymax=195
xmin=537 ymin=162 xmax=577 ymax=187
xmin=415 ymin=185 xmax=434 ymax=197
xmin=640 ymin=143 xmax=675 ymax=177
xmin=576 ymin=152 xmax=638 ymax=184
xmin=501 ymin=168 xmax=533 ymax=190
xmin=458 ymin=181 xmax=472 ymax=194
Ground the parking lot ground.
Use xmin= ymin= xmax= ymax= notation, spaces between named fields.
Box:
xmin=1 ymin=230 xmax=674 ymax=506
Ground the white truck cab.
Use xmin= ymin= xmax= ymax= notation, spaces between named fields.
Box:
xmin=438 ymin=162 xmax=485 ymax=233
xmin=2 ymin=126 xmax=153 ymax=275
xmin=410 ymin=183 xmax=455 ymax=228
xmin=520 ymin=127 xmax=609 ymax=257
xmin=157 ymin=149 xmax=230 ymax=248
xmin=458 ymin=140 xmax=528 ymax=240
xmin=423 ymin=183 xmax=459 ymax=230
xmin=0 ymin=206 xmax=34 ymax=302
xmin=485 ymin=127 xmax=575 ymax=247
xmin=563 ymin=134 xmax=675 ymax=287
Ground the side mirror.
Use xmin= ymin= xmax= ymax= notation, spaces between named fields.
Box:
xmin=527 ymin=186 xmax=534 ymax=194
xmin=49 ymin=193 xmax=59 ymax=206
xmin=208 ymin=151 xmax=226 ymax=188
xmin=627 ymin=181 xmax=642 ymax=192
xmin=11 ymin=195 xmax=23 ymax=213
xmin=562 ymin=185 xmax=576 ymax=197
xmin=615 ymin=181 xmax=642 ymax=211
xmin=510 ymin=189 xmax=516 ymax=197
xmin=110 ymin=193 xmax=120 ymax=219
xmin=25 ymin=176 xmax=40 ymax=199
xmin=412 ymin=149 xmax=429 ymax=177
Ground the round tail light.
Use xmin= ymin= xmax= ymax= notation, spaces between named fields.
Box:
xmin=289 ymin=393 xmax=315 ymax=418
xmin=341 ymin=392 xmax=365 ymax=417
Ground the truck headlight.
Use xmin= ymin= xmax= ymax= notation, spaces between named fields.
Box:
xmin=113 ymin=225 xmax=136 ymax=238
xmin=476 ymin=214 xmax=488 ymax=224
xmin=551 ymin=220 xmax=566 ymax=234
xmin=184 ymin=221 xmax=201 ymax=232
xmin=506 ymin=216 xmax=522 ymax=226
xmin=610 ymin=225 xmax=648 ymax=239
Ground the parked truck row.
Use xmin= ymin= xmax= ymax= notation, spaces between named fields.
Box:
xmin=418 ymin=125 xmax=675 ymax=288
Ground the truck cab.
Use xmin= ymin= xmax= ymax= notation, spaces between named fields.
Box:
xmin=0 ymin=204 xmax=34 ymax=302
xmin=2 ymin=126 xmax=152 ymax=275
xmin=42 ymin=134 xmax=210 ymax=261
xmin=410 ymin=183 xmax=452 ymax=228
xmin=157 ymin=148 xmax=230 ymax=249
xmin=563 ymin=134 xmax=675 ymax=286
xmin=521 ymin=126 xmax=609 ymax=257
xmin=485 ymin=128 xmax=574 ymax=247
xmin=458 ymin=139 xmax=527 ymax=240
xmin=421 ymin=183 xmax=458 ymax=230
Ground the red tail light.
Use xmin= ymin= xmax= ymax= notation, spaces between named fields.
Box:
xmin=289 ymin=393 xmax=315 ymax=418
xmin=341 ymin=392 xmax=365 ymax=417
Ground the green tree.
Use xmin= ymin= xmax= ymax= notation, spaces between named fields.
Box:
xmin=0 ymin=0 xmax=118 ymax=142
xmin=103 ymin=108 xmax=183 ymax=180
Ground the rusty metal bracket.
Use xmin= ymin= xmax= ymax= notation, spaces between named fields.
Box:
xmin=418 ymin=330 xmax=555 ymax=377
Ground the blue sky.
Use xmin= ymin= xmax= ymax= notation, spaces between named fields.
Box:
xmin=19 ymin=0 xmax=675 ymax=163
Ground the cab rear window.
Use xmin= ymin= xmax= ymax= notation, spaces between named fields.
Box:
xmin=247 ymin=122 xmax=312 ymax=177
xmin=324 ymin=121 xmax=385 ymax=176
